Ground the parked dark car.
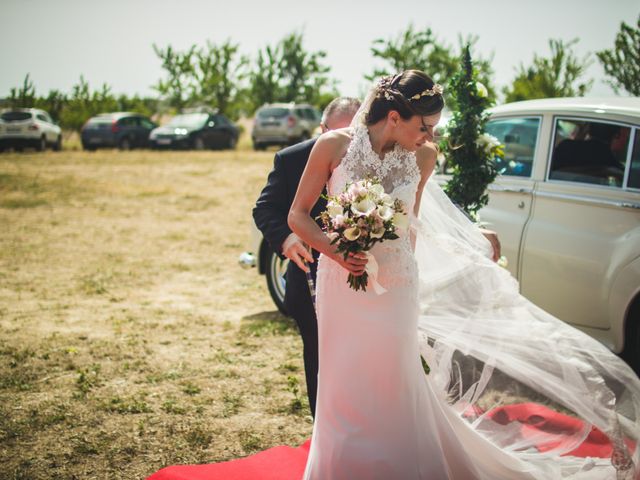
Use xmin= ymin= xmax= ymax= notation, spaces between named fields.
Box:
xmin=149 ymin=109 xmax=239 ymax=150
xmin=81 ymin=112 xmax=157 ymax=151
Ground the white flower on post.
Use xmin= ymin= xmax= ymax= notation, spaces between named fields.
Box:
xmin=393 ymin=211 xmax=409 ymax=230
xmin=326 ymin=201 xmax=344 ymax=219
xmin=343 ymin=226 xmax=361 ymax=241
xmin=351 ymin=198 xmax=376 ymax=217
xmin=377 ymin=205 xmax=394 ymax=221
xmin=476 ymin=82 xmax=488 ymax=98
xmin=476 ymin=133 xmax=500 ymax=155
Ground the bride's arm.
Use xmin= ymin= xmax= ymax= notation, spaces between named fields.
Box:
xmin=288 ymin=133 xmax=368 ymax=276
xmin=411 ymin=144 xmax=438 ymax=250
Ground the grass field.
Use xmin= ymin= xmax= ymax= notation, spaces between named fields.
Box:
xmin=0 ymin=147 xmax=313 ymax=479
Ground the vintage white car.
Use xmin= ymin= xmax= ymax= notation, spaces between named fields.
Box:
xmin=241 ymin=97 xmax=640 ymax=374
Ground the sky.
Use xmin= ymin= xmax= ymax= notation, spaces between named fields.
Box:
xmin=1 ymin=0 xmax=638 ymax=102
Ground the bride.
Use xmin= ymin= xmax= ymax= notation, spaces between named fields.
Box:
xmin=288 ymin=70 xmax=640 ymax=479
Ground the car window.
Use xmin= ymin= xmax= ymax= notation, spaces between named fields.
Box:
xmin=485 ymin=117 xmax=540 ymax=177
xmin=628 ymin=130 xmax=640 ymax=189
xmin=140 ymin=118 xmax=155 ymax=129
xmin=118 ymin=117 xmax=135 ymax=127
xmin=257 ymin=108 xmax=289 ymax=119
xmin=1 ymin=111 xmax=32 ymax=122
xmin=549 ymin=118 xmax=630 ymax=188
xmin=168 ymin=113 xmax=208 ymax=128
xmin=215 ymin=115 xmax=230 ymax=126
xmin=36 ymin=113 xmax=47 ymax=122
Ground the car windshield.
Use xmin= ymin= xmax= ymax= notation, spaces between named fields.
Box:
xmin=1 ymin=111 xmax=32 ymax=122
xmin=257 ymin=108 xmax=289 ymax=119
xmin=168 ymin=113 xmax=208 ymax=128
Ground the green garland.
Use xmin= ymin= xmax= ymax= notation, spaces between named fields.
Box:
xmin=441 ymin=45 xmax=503 ymax=220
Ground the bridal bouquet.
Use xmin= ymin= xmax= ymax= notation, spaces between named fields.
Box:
xmin=317 ymin=178 xmax=408 ymax=292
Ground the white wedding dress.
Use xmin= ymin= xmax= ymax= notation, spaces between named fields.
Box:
xmin=302 ymin=122 xmax=640 ymax=480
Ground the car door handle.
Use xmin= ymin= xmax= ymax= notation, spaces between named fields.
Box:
xmin=518 ymin=201 xmax=525 ymax=209
xmin=489 ymin=185 xmax=533 ymax=194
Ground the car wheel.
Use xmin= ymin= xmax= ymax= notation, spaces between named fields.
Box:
xmin=253 ymin=142 xmax=266 ymax=151
xmin=622 ymin=299 xmax=640 ymax=376
xmin=37 ymin=136 xmax=46 ymax=152
xmin=53 ymin=135 xmax=62 ymax=151
xmin=119 ymin=137 xmax=131 ymax=151
xmin=193 ymin=136 xmax=206 ymax=150
xmin=265 ymin=246 xmax=289 ymax=315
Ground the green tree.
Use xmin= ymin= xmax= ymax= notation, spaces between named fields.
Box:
xmin=442 ymin=45 xmax=502 ymax=219
xmin=193 ymin=39 xmax=248 ymax=119
xmin=503 ymin=39 xmax=592 ymax=102
xmin=249 ymin=32 xmax=335 ymax=111
xmin=597 ymin=15 xmax=640 ymax=96
xmin=59 ymin=76 xmax=118 ymax=131
xmin=8 ymin=74 xmax=37 ymax=108
xmin=367 ymin=25 xmax=496 ymax=106
xmin=153 ymin=44 xmax=197 ymax=110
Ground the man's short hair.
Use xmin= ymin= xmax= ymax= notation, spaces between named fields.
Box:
xmin=322 ymin=97 xmax=361 ymax=125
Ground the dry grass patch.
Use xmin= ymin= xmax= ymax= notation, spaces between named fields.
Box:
xmin=0 ymin=149 xmax=311 ymax=479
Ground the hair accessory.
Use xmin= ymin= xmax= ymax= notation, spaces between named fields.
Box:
xmin=409 ymin=84 xmax=444 ymax=101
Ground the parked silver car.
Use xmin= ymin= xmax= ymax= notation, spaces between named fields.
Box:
xmin=242 ymin=97 xmax=640 ymax=373
xmin=251 ymin=103 xmax=321 ymax=150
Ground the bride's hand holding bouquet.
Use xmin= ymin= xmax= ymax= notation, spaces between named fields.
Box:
xmin=317 ymin=178 xmax=408 ymax=292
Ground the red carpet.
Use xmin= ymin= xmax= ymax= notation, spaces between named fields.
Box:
xmin=147 ymin=404 xmax=635 ymax=479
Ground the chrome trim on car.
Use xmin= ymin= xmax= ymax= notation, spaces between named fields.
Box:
xmin=488 ymin=185 xmax=533 ymax=194
xmin=534 ymin=190 xmax=640 ymax=210
xmin=623 ymin=128 xmax=636 ymax=189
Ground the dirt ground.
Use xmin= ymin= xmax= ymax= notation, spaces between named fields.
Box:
xmin=0 ymin=148 xmax=313 ymax=479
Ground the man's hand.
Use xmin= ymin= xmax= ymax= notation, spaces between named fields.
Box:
xmin=282 ymin=233 xmax=314 ymax=273
xmin=479 ymin=228 xmax=501 ymax=262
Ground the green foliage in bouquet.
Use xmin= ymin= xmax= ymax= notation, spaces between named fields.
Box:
xmin=441 ymin=45 xmax=503 ymax=220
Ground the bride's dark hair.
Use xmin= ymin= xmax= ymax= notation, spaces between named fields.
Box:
xmin=365 ymin=70 xmax=444 ymax=125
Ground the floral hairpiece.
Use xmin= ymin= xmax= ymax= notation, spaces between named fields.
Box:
xmin=409 ymin=84 xmax=444 ymax=101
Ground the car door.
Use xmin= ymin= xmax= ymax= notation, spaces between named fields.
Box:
xmin=519 ymin=117 xmax=639 ymax=330
xmin=477 ymin=116 xmax=542 ymax=279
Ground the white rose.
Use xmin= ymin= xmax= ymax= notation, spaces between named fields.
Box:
xmin=332 ymin=214 xmax=346 ymax=228
xmin=369 ymin=183 xmax=384 ymax=198
xmin=343 ymin=226 xmax=361 ymax=241
xmin=326 ymin=201 xmax=344 ymax=219
xmin=393 ymin=211 xmax=409 ymax=230
xmin=351 ymin=198 xmax=376 ymax=217
xmin=377 ymin=205 xmax=393 ymax=221
xmin=476 ymin=82 xmax=488 ymax=98
xmin=380 ymin=193 xmax=394 ymax=206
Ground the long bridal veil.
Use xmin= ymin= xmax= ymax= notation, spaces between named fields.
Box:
xmin=413 ymin=178 xmax=640 ymax=479
xmin=347 ymin=80 xmax=640 ymax=479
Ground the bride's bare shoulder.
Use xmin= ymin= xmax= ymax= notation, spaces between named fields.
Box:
xmin=415 ymin=142 xmax=439 ymax=181
xmin=311 ymin=127 xmax=353 ymax=169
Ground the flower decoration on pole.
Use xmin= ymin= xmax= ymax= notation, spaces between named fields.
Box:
xmin=440 ymin=45 xmax=503 ymax=221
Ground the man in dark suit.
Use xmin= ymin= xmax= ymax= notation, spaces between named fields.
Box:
xmin=253 ymin=97 xmax=361 ymax=418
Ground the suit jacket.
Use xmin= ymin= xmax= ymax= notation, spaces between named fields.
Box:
xmin=252 ymin=139 xmax=327 ymax=311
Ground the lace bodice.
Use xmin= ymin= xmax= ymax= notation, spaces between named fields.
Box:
xmin=322 ymin=123 xmax=422 ymax=291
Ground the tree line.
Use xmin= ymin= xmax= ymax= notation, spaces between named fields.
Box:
xmin=2 ymin=18 xmax=638 ymax=132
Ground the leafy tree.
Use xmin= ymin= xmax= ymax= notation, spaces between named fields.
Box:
xmin=153 ymin=44 xmax=197 ymax=110
xmin=597 ymin=15 xmax=640 ymax=96
xmin=249 ymin=32 xmax=336 ymax=111
xmin=503 ymin=39 xmax=592 ymax=102
xmin=59 ymin=76 xmax=118 ymax=131
xmin=193 ymin=39 xmax=248 ymax=119
xmin=8 ymin=74 xmax=37 ymax=108
xmin=442 ymin=45 xmax=502 ymax=219
xmin=367 ymin=25 xmax=496 ymax=106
